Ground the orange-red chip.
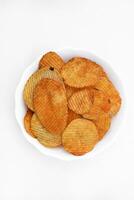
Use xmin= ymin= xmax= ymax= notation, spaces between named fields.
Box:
xmin=23 ymin=68 xmax=62 ymax=111
xmin=24 ymin=109 xmax=36 ymax=138
xmin=39 ymin=51 xmax=64 ymax=71
xmin=33 ymin=79 xmax=68 ymax=135
xmin=62 ymin=119 xmax=99 ymax=156
xmin=61 ymin=57 xmax=100 ymax=88
xmin=68 ymin=89 xmax=92 ymax=114
xmin=67 ymin=109 xmax=81 ymax=125
xmin=82 ymin=105 xmax=103 ymax=121
xmin=31 ymin=114 xmax=61 ymax=147
xmin=93 ymin=113 xmax=111 ymax=140
xmin=92 ymin=89 xmax=111 ymax=113
xmin=65 ymin=84 xmax=79 ymax=99
xmin=95 ymin=77 xmax=121 ymax=116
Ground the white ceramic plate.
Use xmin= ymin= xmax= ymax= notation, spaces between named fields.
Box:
xmin=15 ymin=49 xmax=125 ymax=161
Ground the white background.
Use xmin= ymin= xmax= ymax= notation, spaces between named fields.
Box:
xmin=1 ymin=0 xmax=134 ymax=199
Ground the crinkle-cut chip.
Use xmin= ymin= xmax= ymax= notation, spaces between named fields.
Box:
xmin=93 ymin=65 xmax=108 ymax=79
xmin=95 ymin=77 xmax=116 ymax=95
xmin=82 ymin=105 xmax=103 ymax=121
xmin=23 ymin=68 xmax=62 ymax=111
xmin=31 ymin=114 xmax=61 ymax=147
xmin=62 ymin=119 xmax=99 ymax=156
xmin=65 ymin=85 xmax=79 ymax=99
xmin=67 ymin=109 xmax=81 ymax=125
xmin=93 ymin=113 xmax=111 ymax=140
xmin=68 ymin=89 xmax=92 ymax=114
xmin=95 ymin=77 xmax=121 ymax=116
xmin=24 ymin=109 xmax=36 ymax=138
xmin=42 ymin=68 xmax=63 ymax=81
xmin=108 ymin=95 xmax=121 ymax=117
xmin=39 ymin=51 xmax=64 ymax=71
xmin=61 ymin=57 xmax=101 ymax=88
xmin=33 ymin=79 xmax=68 ymax=135
xmin=92 ymin=89 xmax=111 ymax=113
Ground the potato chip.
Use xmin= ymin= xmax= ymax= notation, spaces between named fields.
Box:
xmin=67 ymin=109 xmax=81 ymax=125
xmin=108 ymin=95 xmax=121 ymax=117
xmin=82 ymin=105 xmax=103 ymax=121
xmin=62 ymin=119 xmax=99 ymax=156
xmin=23 ymin=68 xmax=62 ymax=111
xmin=82 ymin=89 xmax=111 ymax=120
xmin=24 ymin=109 xmax=36 ymax=138
xmin=33 ymin=79 xmax=68 ymax=135
xmin=39 ymin=51 xmax=64 ymax=71
xmin=61 ymin=57 xmax=101 ymax=88
xmin=68 ymin=89 xmax=92 ymax=114
xmin=93 ymin=113 xmax=111 ymax=140
xmin=95 ymin=77 xmax=116 ymax=96
xmin=65 ymin=84 xmax=79 ymax=99
xmin=95 ymin=77 xmax=121 ymax=116
xmin=92 ymin=89 xmax=111 ymax=113
xmin=31 ymin=114 xmax=61 ymax=147
xmin=93 ymin=65 xmax=108 ymax=79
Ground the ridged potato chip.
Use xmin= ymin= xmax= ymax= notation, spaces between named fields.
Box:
xmin=93 ymin=113 xmax=111 ymax=140
xmin=24 ymin=109 xmax=35 ymax=138
xmin=39 ymin=51 xmax=64 ymax=71
xmin=31 ymin=114 xmax=61 ymax=147
xmin=82 ymin=89 xmax=111 ymax=120
xmin=61 ymin=57 xmax=102 ymax=88
xmin=83 ymin=105 xmax=103 ymax=121
xmin=65 ymin=84 xmax=79 ymax=99
xmin=93 ymin=65 xmax=108 ymax=79
xmin=108 ymin=95 xmax=121 ymax=117
xmin=23 ymin=68 xmax=62 ymax=111
xmin=67 ymin=109 xmax=81 ymax=125
xmin=95 ymin=77 xmax=121 ymax=116
xmin=33 ymin=79 xmax=68 ymax=135
xmin=62 ymin=119 xmax=99 ymax=156
xmin=68 ymin=89 xmax=92 ymax=114
xmin=92 ymin=89 xmax=111 ymax=113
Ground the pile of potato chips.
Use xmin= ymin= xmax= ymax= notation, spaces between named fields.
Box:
xmin=23 ymin=51 xmax=121 ymax=156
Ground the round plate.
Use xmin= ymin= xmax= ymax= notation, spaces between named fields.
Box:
xmin=15 ymin=49 xmax=125 ymax=161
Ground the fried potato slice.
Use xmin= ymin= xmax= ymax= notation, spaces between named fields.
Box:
xmin=68 ymin=89 xmax=92 ymax=114
xmin=95 ymin=77 xmax=121 ymax=117
xmin=31 ymin=114 xmax=61 ymax=147
xmin=93 ymin=113 xmax=111 ymax=140
xmin=82 ymin=105 xmax=103 ymax=121
xmin=82 ymin=89 xmax=111 ymax=120
xmin=24 ymin=109 xmax=36 ymax=138
xmin=39 ymin=51 xmax=64 ymax=71
xmin=65 ymin=84 xmax=79 ymax=99
xmin=23 ymin=68 xmax=62 ymax=111
xmin=62 ymin=119 xmax=99 ymax=156
xmin=109 ymin=95 xmax=121 ymax=117
xmin=33 ymin=79 xmax=68 ymax=135
xmin=61 ymin=57 xmax=102 ymax=88
xmin=92 ymin=89 xmax=111 ymax=113
xmin=67 ymin=109 xmax=81 ymax=125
